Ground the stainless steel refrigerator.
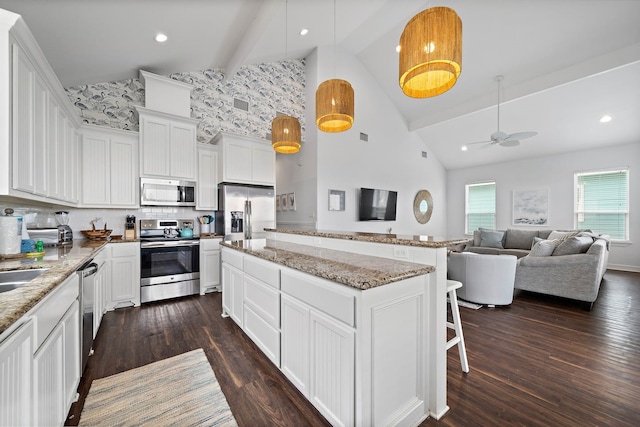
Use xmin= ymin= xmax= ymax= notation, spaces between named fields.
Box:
xmin=215 ymin=183 xmax=275 ymax=240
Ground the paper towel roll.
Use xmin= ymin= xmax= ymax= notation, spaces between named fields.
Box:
xmin=0 ymin=216 xmax=22 ymax=255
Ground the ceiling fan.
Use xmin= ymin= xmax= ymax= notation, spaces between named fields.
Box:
xmin=461 ymin=75 xmax=537 ymax=151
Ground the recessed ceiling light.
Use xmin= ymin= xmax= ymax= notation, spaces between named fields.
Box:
xmin=461 ymin=145 xmax=468 ymax=151
xmin=300 ymin=28 xmax=308 ymax=36
xmin=155 ymin=33 xmax=168 ymax=43
xmin=600 ymin=114 xmax=613 ymax=123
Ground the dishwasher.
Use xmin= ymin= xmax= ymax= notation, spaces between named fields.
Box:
xmin=77 ymin=259 xmax=98 ymax=373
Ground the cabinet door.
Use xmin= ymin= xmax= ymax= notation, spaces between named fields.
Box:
xmin=33 ymin=322 xmax=65 ymax=427
xmin=81 ymin=133 xmax=110 ymax=205
xmin=170 ymin=122 xmax=196 ymax=180
xmin=110 ymin=136 xmax=138 ymax=206
xmin=0 ymin=319 xmax=33 ymax=427
xmin=251 ymin=143 xmax=276 ymax=185
xmin=55 ymin=108 xmax=68 ymax=201
xmin=109 ymin=242 xmax=140 ymax=308
xmin=200 ymin=249 xmax=220 ymax=294
xmin=197 ymin=148 xmax=218 ymax=210
xmin=33 ymin=73 xmax=48 ymax=196
xmin=12 ymin=43 xmax=35 ymax=193
xmin=223 ymin=139 xmax=252 ymax=183
xmin=221 ymin=262 xmax=243 ymax=326
xmin=94 ymin=260 xmax=107 ymax=336
xmin=281 ymin=294 xmax=310 ymax=397
xmin=309 ymin=310 xmax=355 ymax=427
xmin=140 ymin=116 xmax=170 ymax=177
xmin=61 ymin=300 xmax=80 ymax=412
xmin=47 ymin=97 xmax=62 ymax=200
xmin=65 ymin=121 xmax=79 ymax=203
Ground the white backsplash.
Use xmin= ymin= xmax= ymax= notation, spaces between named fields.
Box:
xmin=0 ymin=203 xmax=215 ymax=240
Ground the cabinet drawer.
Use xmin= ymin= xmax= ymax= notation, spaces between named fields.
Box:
xmin=243 ymin=304 xmax=280 ymax=366
xmin=281 ymin=270 xmax=355 ymax=327
xmin=201 ymin=238 xmax=221 ymax=251
xmin=32 ymin=274 xmax=79 ymax=350
xmin=244 ymin=256 xmax=280 ymax=289
xmin=244 ymin=275 xmax=280 ymax=328
xmin=110 ymin=242 xmax=139 ymax=257
xmin=222 ymin=248 xmax=243 ymax=270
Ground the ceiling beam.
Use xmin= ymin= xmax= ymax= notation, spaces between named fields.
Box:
xmin=223 ymin=0 xmax=280 ymax=80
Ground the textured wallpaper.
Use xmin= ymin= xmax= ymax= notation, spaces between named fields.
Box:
xmin=65 ymin=59 xmax=306 ymax=144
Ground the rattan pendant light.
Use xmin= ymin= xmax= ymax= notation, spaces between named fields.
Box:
xmin=271 ymin=0 xmax=302 ymax=154
xmin=399 ymin=6 xmax=462 ymax=98
xmin=315 ymin=0 xmax=354 ymax=132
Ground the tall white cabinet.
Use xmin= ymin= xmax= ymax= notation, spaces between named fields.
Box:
xmin=197 ymin=145 xmax=219 ymax=210
xmin=2 ymin=14 xmax=80 ymax=206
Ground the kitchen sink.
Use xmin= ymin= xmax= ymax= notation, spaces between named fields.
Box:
xmin=0 ymin=268 xmax=49 ymax=293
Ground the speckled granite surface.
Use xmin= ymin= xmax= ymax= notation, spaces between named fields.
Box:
xmin=0 ymin=240 xmax=108 ymax=336
xmin=221 ymin=239 xmax=434 ymax=290
xmin=266 ymin=228 xmax=467 ymax=248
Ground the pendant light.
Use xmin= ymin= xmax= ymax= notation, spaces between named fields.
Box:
xmin=399 ymin=6 xmax=462 ymax=98
xmin=315 ymin=0 xmax=354 ymax=132
xmin=271 ymin=0 xmax=302 ymax=154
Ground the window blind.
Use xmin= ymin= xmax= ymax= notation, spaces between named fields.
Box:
xmin=575 ymin=169 xmax=629 ymax=240
xmin=466 ymin=182 xmax=496 ymax=233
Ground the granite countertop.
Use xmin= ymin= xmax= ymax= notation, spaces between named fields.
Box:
xmin=221 ymin=239 xmax=435 ymax=290
xmin=0 ymin=240 xmax=108 ymax=336
xmin=266 ymin=228 xmax=468 ymax=248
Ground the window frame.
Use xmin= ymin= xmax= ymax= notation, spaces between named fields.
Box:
xmin=465 ymin=181 xmax=496 ymax=235
xmin=574 ymin=167 xmax=629 ymax=241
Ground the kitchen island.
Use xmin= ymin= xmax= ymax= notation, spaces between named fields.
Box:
xmin=220 ymin=238 xmax=444 ymax=426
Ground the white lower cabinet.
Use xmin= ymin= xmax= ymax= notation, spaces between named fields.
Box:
xmin=62 ymin=300 xmax=80 ymax=411
xmin=281 ymin=295 xmax=310 ymax=396
xmin=33 ymin=322 xmax=64 ymax=426
xmin=108 ymin=242 xmax=140 ymax=309
xmin=200 ymin=238 xmax=221 ymax=295
xmin=0 ymin=319 xmax=34 ymax=427
xmin=94 ymin=251 xmax=108 ymax=336
xmin=221 ymin=261 xmax=243 ymax=327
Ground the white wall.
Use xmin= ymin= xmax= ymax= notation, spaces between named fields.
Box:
xmin=446 ymin=142 xmax=640 ymax=271
xmin=294 ymin=45 xmax=448 ymax=236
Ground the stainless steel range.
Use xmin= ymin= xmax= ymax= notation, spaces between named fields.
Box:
xmin=139 ymin=219 xmax=199 ymax=304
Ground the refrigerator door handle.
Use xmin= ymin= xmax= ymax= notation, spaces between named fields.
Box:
xmin=245 ymin=200 xmax=252 ymax=239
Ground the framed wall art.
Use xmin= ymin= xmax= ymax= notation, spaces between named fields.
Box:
xmin=288 ymin=192 xmax=296 ymax=211
xmin=513 ymin=188 xmax=549 ymax=226
xmin=280 ymin=194 xmax=288 ymax=211
xmin=328 ymin=189 xmax=345 ymax=211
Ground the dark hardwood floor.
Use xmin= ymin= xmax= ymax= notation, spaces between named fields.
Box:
xmin=66 ymin=270 xmax=640 ymax=426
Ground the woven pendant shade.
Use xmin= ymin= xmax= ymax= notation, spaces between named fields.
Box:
xmin=315 ymin=79 xmax=354 ymax=132
xmin=271 ymin=115 xmax=301 ymax=154
xmin=399 ymin=6 xmax=462 ymax=98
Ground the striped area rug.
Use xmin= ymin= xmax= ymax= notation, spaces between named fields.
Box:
xmin=79 ymin=348 xmax=237 ymax=426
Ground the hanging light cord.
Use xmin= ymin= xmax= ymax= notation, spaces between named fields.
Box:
xmin=333 ymin=0 xmax=336 ymax=77
xmin=496 ymin=75 xmax=503 ymax=132
xmin=284 ymin=0 xmax=288 ymax=59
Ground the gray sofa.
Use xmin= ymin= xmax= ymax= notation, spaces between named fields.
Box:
xmin=462 ymin=228 xmax=610 ymax=308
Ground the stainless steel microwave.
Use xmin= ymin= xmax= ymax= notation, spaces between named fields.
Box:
xmin=140 ymin=177 xmax=196 ymax=207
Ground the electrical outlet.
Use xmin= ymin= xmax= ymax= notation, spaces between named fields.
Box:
xmin=393 ymin=246 xmax=409 ymax=258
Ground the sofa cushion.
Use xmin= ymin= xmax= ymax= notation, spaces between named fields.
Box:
xmin=480 ymin=230 xmax=505 ymax=249
xmin=530 ymin=239 xmax=559 ymax=256
xmin=505 ymin=229 xmax=539 ymax=250
xmin=466 ymin=247 xmax=501 ymax=255
xmin=499 ymin=248 xmax=530 ymax=258
xmin=553 ymin=236 xmax=593 ymax=256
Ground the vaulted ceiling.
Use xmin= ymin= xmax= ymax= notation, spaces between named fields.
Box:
xmin=1 ymin=0 xmax=638 ymax=169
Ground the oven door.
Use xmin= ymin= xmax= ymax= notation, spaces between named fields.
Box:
xmin=140 ymin=241 xmax=200 ymax=286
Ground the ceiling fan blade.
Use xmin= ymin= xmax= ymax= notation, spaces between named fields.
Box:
xmin=504 ymin=131 xmax=537 ymax=141
xmin=465 ymin=139 xmax=492 ymax=146
xmin=491 ymin=131 xmax=509 ymax=141
xmin=500 ymin=140 xmax=520 ymax=147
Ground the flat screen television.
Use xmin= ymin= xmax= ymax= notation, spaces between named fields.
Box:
xmin=358 ymin=187 xmax=397 ymax=221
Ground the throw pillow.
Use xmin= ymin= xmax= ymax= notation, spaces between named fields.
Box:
xmin=505 ymin=229 xmax=539 ymax=250
xmin=530 ymin=239 xmax=559 ymax=257
xmin=480 ymin=230 xmax=505 ymax=249
xmin=553 ymin=236 xmax=594 ymax=256
xmin=547 ymin=230 xmax=572 ymax=240
xmin=473 ymin=229 xmax=482 ymax=247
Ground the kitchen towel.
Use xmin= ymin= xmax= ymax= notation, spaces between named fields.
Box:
xmin=0 ymin=216 xmax=22 ymax=255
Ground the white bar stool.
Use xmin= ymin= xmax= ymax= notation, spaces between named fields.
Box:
xmin=446 ymin=279 xmax=469 ymax=373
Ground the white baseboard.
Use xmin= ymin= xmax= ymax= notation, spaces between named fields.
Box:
xmin=607 ymin=264 xmax=640 ymax=273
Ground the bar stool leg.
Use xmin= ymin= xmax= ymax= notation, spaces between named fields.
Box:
xmin=446 ymin=280 xmax=469 ymax=373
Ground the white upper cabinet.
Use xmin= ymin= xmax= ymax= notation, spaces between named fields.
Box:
xmin=2 ymin=17 xmax=80 ymax=206
xmin=212 ymin=131 xmax=275 ymax=186
xmin=196 ymin=145 xmax=219 ymax=210
xmin=137 ymin=106 xmax=198 ymax=181
xmin=80 ymin=125 xmax=139 ymax=208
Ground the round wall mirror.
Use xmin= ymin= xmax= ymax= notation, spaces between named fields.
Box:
xmin=413 ymin=190 xmax=433 ymax=224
